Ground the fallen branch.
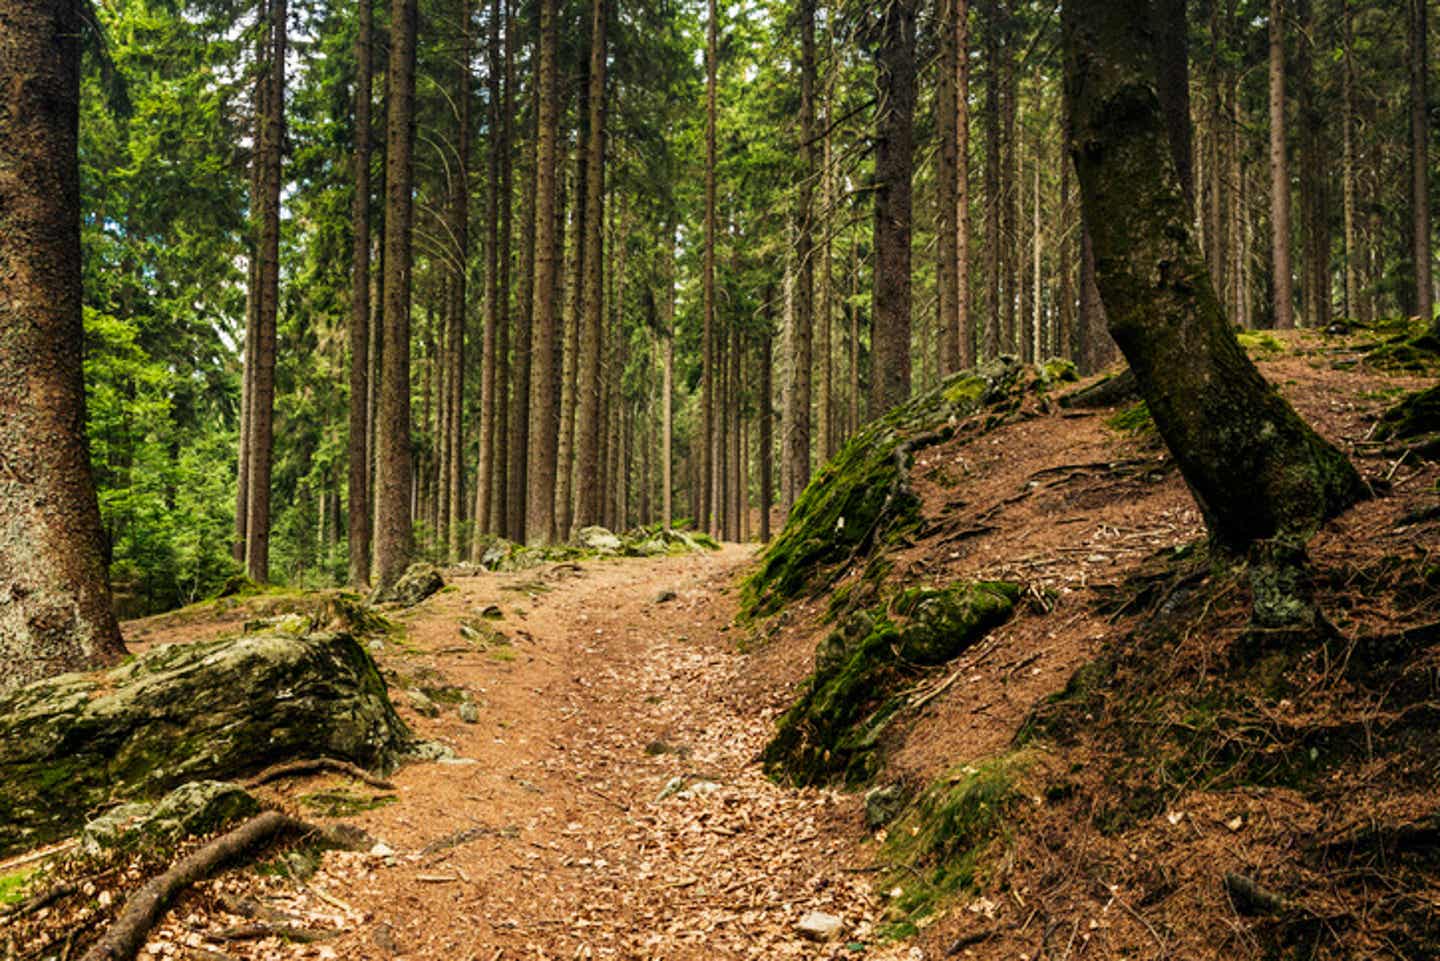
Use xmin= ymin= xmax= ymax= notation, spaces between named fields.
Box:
xmin=80 ymin=811 xmax=307 ymax=961
xmin=245 ymin=757 xmax=394 ymax=791
xmin=211 ymin=922 xmax=334 ymax=943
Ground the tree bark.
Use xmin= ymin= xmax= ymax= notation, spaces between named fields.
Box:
xmin=787 ymin=0 xmax=816 ymax=505
xmin=759 ymin=295 xmax=775 ymax=541
xmin=1064 ymin=0 xmax=1361 ymax=552
xmin=1341 ymin=0 xmax=1359 ymax=321
xmin=1268 ymin=0 xmax=1294 ymax=329
xmin=0 ymin=0 xmax=127 ymax=691
xmin=701 ymin=0 xmax=718 ymax=533
xmin=1412 ymin=0 xmax=1434 ymax=327
xmin=445 ymin=0 xmax=471 ymax=562
xmin=472 ymin=0 xmax=503 ymax=555
xmin=662 ymin=223 xmax=675 ymax=529
xmin=525 ymin=0 xmax=562 ymax=545
xmin=348 ymin=0 xmax=374 ymax=585
xmin=245 ymin=0 xmax=286 ymax=583
xmin=574 ymin=0 xmax=608 ymax=533
xmin=507 ymin=41 xmax=539 ymax=543
xmin=956 ymin=0 xmax=973 ymax=371
xmin=556 ymin=61 xmax=588 ymax=542
xmin=870 ymin=0 xmax=918 ymax=415
xmin=374 ymin=0 xmax=417 ymax=590
xmin=937 ymin=0 xmax=959 ymax=375
xmin=983 ymin=0 xmax=1002 ymax=358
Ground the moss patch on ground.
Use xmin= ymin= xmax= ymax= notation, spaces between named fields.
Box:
xmin=875 ymin=755 xmax=1026 ymax=938
xmin=762 ymin=581 xmax=1020 ymax=786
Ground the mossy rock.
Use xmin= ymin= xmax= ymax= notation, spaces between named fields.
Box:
xmin=371 ymin=563 xmax=445 ymax=607
xmin=80 ymin=780 xmax=260 ymax=856
xmin=1365 ymin=332 xmax=1440 ymax=374
xmin=743 ymin=358 xmax=1022 ymax=618
xmin=763 ymin=581 xmax=1019 ymax=786
xmin=0 ymin=631 xmax=411 ymax=856
xmin=1375 ymin=384 xmax=1440 ymax=442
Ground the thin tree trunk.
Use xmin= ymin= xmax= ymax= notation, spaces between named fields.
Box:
xmin=956 ymin=0 xmax=973 ymax=371
xmin=871 ymin=0 xmax=918 ymax=415
xmin=701 ymin=0 xmax=718 ymax=533
xmin=347 ymin=0 xmax=373 ymax=585
xmin=1340 ymin=0 xmax=1358 ymax=321
xmin=1413 ymin=0 xmax=1434 ymax=327
xmin=574 ymin=0 xmax=608 ymax=533
xmin=374 ymin=0 xmax=417 ymax=590
xmin=759 ymin=297 xmax=774 ymax=542
xmin=788 ymin=0 xmax=816 ymax=501
xmin=983 ymin=0 xmax=1001 ymax=358
xmin=937 ymin=0 xmax=959 ymax=375
xmin=556 ymin=63 xmax=588 ymax=541
xmin=472 ymin=0 xmax=503 ymax=555
xmin=507 ymin=38 xmax=539 ymax=544
xmin=489 ymin=0 xmax=515 ymax=537
xmin=245 ymin=0 xmax=286 ymax=583
xmin=446 ymin=0 xmax=471 ymax=562
xmin=661 ymin=222 xmax=675 ymax=529
xmin=1269 ymin=0 xmax=1294 ymax=329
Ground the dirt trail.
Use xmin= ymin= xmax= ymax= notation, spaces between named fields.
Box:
xmin=139 ymin=545 xmax=907 ymax=961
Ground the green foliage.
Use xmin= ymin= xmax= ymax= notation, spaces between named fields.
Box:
xmin=1106 ymin=400 xmax=1156 ymax=436
xmin=0 ymin=866 xmax=38 ymax=907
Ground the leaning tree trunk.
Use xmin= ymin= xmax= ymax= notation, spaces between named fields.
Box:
xmin=0 ymin=0 xmax=127 ymax=692
xmin=1064 ymin=0 xmax=1361 ymax=554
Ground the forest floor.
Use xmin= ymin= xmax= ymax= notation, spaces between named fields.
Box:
xmin=117 ymin=545 xmax=910 ymax=961
xmin=10 ymin=324 xmax=1440 ymax=961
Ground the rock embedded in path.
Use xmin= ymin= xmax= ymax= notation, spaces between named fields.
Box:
xmin=407 ymin=690 xmax=441 ymax=718
xmin=796 ymin=911 xmax=844 ymax=941
xmin=654 ymin=589 xmax=678 ymax=603
xmin=0 ymin=631 xmax=410 ymax=855
xmin=864 ymin=782 xmax=909 ymax=828
xmin=371 ymin=562 xmax=445 ymax=607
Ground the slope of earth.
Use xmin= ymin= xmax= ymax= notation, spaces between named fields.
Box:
xmin=742 ymin=324 xmax=1440 ymax=960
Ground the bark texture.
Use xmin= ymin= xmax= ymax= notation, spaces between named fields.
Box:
xmin=348 ymin=0 xmax=373 ymax=586
xmin=0 ymin=0 xmax=127 ymax=691
xmin=1064 ymin=0 xmax=1362 ymax=551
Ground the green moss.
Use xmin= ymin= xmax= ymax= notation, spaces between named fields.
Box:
xmin=878 ymin=756 xmax=1024 ymax=932
xmin=1237 ymin=330 xmax=1286 ymax=357
xmin=0 ymin=866 xmax=38 ymax=906
xmin=763 ymin=581 xmax=1019 ymax=786
xmin=1107 ymin=400 xmax=1155 ymax=436
xmin=1375 ymin=384 xmax=1440 ymax=441
xmin=1040 ymin=358 xmax=1079 ymax=385
xmin=299 ymin=789 xmax=397 ymax=818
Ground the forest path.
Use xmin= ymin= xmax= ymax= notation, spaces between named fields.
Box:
xmin=169 ymin=545 xmax=901 ymax=961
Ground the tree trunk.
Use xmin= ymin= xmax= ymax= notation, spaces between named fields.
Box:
xmin=1064 ymin=0 xmax=1361 ymax=553
xmin=446 ymin=0 xmax=471 ymax=562
xmin=489 ymin=0 xmax=515 ymax=538
xmin=0 ymin=0 xmax=127 ymax=691
xmin=374 ymin=0 xmax=417 ymax=591
xmin=1413 ymin=0 xmax=1434 ymax=327
xmin=1341 ymin=0 xmax=1359 ymax=321
xmin=956 ymin=0 xmax=973 ymax=371
xmin=662 ymin=241 xmax=675 ymax=525
xmin=245 ymin=0 xmax=286 ymax=583
xmin=556 ymin=62 xmax=588 ymax=542
xmin=472 ymin=0 xmax=503 ymax=555
xmin=870 ymin=0 xmax=917 ymax=415
xmin=983 ymin=0 xmax=1001 ymax=358
xmin=525 ymin=0 xmax=562 ymax=546
xmin=507 ymin=47 xmax=539 ymax=544
xmin=574 ymin=0 xmax=608 ymax=533
xmin=1268 ymin=0 xmax=1294 ymax=330
xmin=348 ymin=0 xmax=374 ymax=585
xmin=1295 ymin=0 xmax=1327 ymax=330
xmin=818 ymin=56 xmax=836 ymax=461
xmin=759 ymin=296 xmax=774 ymax=541
xmin=937 ymin=0 xmax=959 ymax=376
xmin=787 ymin=0 xmax=816 ymax=503
xmin=701 ymin=0 xmax=718 ymax=533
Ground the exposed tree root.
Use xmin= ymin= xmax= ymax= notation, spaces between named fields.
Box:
xmin=79 ymin=812 xmax=306 ymax=961
xmin=245 ymin=757 xmax=394 ymax=791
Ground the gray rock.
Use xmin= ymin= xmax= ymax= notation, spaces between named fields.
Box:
xmin=795 ymin=911 xmax=844 ymax=941
xmin=654 ymin=590 xmax=678 ymax=604
xmin=576 ymin=526 xmax=622 ymax=552
xmin=370 ymin=563 xmax=445 ymax=607
xmin=457 ymin=700 xmax=480 ymax=724
xmin=0 ymin=631 xmax=410 ymax=856
xmin=407 ymin=690 xmax=441 ymax=718
xmin=82 ymin=781 xmax=260 ymax=856
xmin=864 ymin=782 xmax=909 ymax=829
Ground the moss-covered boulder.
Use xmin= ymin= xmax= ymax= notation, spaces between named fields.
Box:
xmin=80 ymin=780 xmax=260 ymax=856
xmin=1375 ymin=384 xmax=1440 ymax=442
xmin=371 ymin=562 xmax=445 ymax=606
xmin=0 ymin=631 xmax=410 ymax=856
xmin=743 ymin=358 xmax=1022 ymax=618
xmin=763 ymin=581 xmax=1019 ymax=786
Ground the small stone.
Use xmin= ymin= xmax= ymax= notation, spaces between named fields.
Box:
xmin=576 ymin=526 xmax=622 ymax=552
xmin=864 ymin=782 xmax=908 ymax=828
xmin=654 ymin=590 xmax=678 ymax=603
xmin=369 ymin=841 xmax=396 ymax=857
xmin=407 ymin=690 xmax=440 ymax=718
xmin=368 ymin=639 xmax=385 ymax=653
xmin=458 ymin=700 xmax=480 ymax=724
xmin=796 ymin=911 xmax=844 ymax=942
